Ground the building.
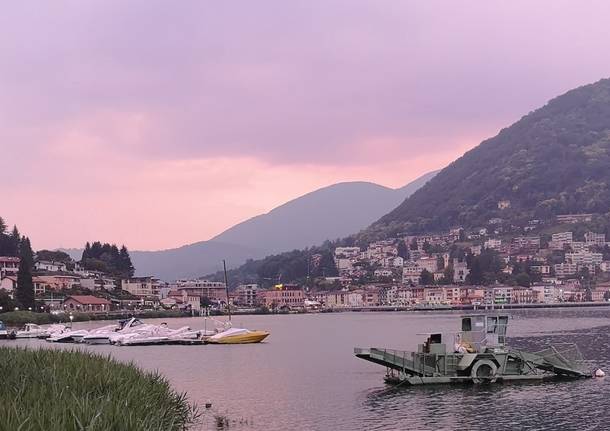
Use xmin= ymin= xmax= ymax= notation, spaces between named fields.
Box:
xmin=121 ymin=276 xmax=164 ymax=298
xmin=585 ymin=232 xmax=606 ymax=246
xmin=0 ymin=256 xmax=20 ymax=277
xmin=531 ymin=284 xmax=559 ymax=304
xmin=565 ymin=252 xmax=603 ymax=270
xmin=235 ymin=284 xmax=259 ymax=307
xmin=62 ymin=295 xmax=111 ymax=312
xmin=497 ymin=200 xmax=511 ymax=210
xmin=416 ymin=257 xmax=438 ymax=273
xmin=258 ymin=284 xmax=305 ymax=309
xmin=453 ymin=259 xmax=469 ymax=283
xmin=35 ymin=275 xmax=81 ymax=292
xmin=557 ymin=214 xmax=593 ymax=224
xmin=334 ymin=247 xmax=361 ymax=259
xmin=554 ymin=263 xmax=578 ymax=278
xmin=173 ymin=279 xmax=226 ymax=302
xmin=0 ymin=276 xmax=17 ymax=294
xmin=34 ymin=260 xmax=67 ymax=272
xmin=484 ymin=239 xmax=502 ymax=250
xmin=511 ymin=287 xmax=537 ymax=304
xmin=402 ymin=262 xmax=421 ymax=284
xmin=483 ymin=286 xmax=513 ymax=304
xmin=324 ymin=291 xmax=363 ymax=308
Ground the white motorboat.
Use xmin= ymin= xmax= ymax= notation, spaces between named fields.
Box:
xmin=47 ymin=329 xmax=89 ymax=343
xmin=15 ymin=323 xmax=47 ymax=338
xmin=108 ymin=318 xmax=158 ymax=345
xmin=78 ymin=323 xmax=120 ymax=344
xmin=42 ymin=324 xmax=67 ymax=339
xmin=0 ymin=321 xmax=13 ymax=340
xmin=115 ymin=324 xmax=194 ymax=346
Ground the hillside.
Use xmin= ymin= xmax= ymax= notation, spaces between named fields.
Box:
xmin=212 ymin=171 xmax=436 ymax=255
xmin=62 ymin=171 xmax=436 ymax=280
xmin=363 ymin=78 xmax=610 ymax=240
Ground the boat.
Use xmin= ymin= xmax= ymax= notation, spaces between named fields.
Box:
xmin=202 ymin=259 xmax=270 ymax=345
xmin=87 ymin=318 xmax=148 ymax=345
xmin=205 ymin=327 xmax=270 ymax=344
xmin=0 ymin=321 xmax=15 ymax=340
xmin=40 ymin=324 xmax=67 ymax=339
xmin=47 ymin=329 xmax=90 ymax=343
xmin=15 ymin=323 xmax=47 ymax=338
xmin=355 ymin=314 xmax=593 ymax=385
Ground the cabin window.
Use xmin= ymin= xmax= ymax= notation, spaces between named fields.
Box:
xmin=487 ymin=316 xmax=498 ymax=333
xmin=461 ymin=318 xmax=472 ymax=331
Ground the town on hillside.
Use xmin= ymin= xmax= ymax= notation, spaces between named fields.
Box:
xmin=3 ymin=211 xmax=610 ymax=314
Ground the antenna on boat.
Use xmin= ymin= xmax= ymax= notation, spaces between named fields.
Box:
xmin=223 ymin=259 xmax=231 ymax=322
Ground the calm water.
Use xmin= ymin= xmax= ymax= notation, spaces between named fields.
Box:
xmin=7 ymin=308 xmax=610 ymax=430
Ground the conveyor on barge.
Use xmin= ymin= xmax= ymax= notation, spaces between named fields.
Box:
xmin=355 ymin=314 xmax=591 ymax=385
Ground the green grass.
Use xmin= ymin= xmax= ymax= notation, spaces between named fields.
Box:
xmin=0 ymin=347 xmax=199 ymax=431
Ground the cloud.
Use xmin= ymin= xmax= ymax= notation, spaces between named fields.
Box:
xmin=2 ymin=1 xmax=610 ymax=249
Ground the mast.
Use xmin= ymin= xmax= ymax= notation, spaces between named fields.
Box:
xmin=223 ymin=259 xmax=231 ymax=322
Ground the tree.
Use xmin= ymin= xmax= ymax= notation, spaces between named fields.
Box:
xmin=0 ymin=217 xmax=6 ymax=235
xmin=436 ymin=255 xmax=445 ymax=271
xmin=409 ymin=238 xmax=418 ymax=251
xmin=15 ymin=237 xmax=35 ymax=309
xmin=419 ymin=269 xmax=434 ymax=285
xmin=396 ymin=240 xmax=409 ymax=259
xmin=514 ymin=273 xmax=531 ymax=288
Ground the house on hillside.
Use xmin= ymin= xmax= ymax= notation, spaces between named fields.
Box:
xmin=62 ymin=295 xmax=111 ymax=312
xmin=35 ymin=260 xmax=67 ymax=272
xmin=0 ymin=256 xmax=20 ymax=277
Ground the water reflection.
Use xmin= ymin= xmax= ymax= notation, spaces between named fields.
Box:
xmin=5 ymin=308 xmax=610 ymax=430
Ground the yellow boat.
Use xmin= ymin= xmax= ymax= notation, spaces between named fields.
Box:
xmin=205 ymin=328 xmax=270 ymax=344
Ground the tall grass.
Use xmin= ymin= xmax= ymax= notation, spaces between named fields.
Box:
xmin=0 ymin=347 xmax=199 ymax=430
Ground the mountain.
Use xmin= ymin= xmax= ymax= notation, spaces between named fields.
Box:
xmin=211 ymin=171 xmax=437 ymax=256
xmin=61 ymin=171 xmax=437 ymax=280
xmin=363 ymin=78 xmax=610 ymax=240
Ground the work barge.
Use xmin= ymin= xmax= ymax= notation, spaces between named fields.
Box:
xmin=355 ymin=314 xmax=591 ymax=385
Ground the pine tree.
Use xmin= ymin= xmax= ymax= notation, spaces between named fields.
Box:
xmin=119 ymin=245 xmax=135 ymax=278
xmin=16 ymin=237 xmax=35 ymax=309
xmin=0 ymin=217 xmax=6 ymax=235
xmin=82 ymin=242 xmax=91 ymax=261
xmin=9 ymin=226 xmax=20 ymax=256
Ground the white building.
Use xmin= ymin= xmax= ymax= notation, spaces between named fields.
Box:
xmin=585 ymin=232 xmax=606 ymax=246
xmin=235 ymin=284 xmax=259 ymax=307
xmin=0 ymin=256 xmax=20 ymax=277
xmin=453 ymin=259 xmax=469 ymax=283
xmin=334 ymin=247 xmax=361 ymax=259
xmin=554 ymin=263 xmax=578 ymax=278
xmin=402 ymin=262 xmax=421 ymax=284
xmin=35 ymin=260 xmax=67 ymax=272
xmin=121 ymin=276 xmax=164 ymax=298
xmin=484 ymin=239 xmax=502 ymax=250
xmin=565 ymin=252 xmax=603 ymax=269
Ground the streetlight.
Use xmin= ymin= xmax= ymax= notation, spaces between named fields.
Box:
xmin=14 ymin=307 xmax=19 ymax=311
xmin=69 ymin=313 xmax=74 ymax=328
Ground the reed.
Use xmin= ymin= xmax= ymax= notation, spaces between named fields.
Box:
xmin=0 ymin=347 xmax=199 ymax=431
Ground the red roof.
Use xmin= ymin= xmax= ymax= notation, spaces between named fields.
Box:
xmin=64 ymin=295 xmax=111 ymax=305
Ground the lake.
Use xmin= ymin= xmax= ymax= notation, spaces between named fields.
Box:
xmin=8 ymin=308 xmax=610 ymax=430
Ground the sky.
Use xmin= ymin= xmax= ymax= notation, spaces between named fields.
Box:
xmin=2 ymin=1 xmax=610 ymax=251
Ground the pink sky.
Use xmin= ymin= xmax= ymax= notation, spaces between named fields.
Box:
xmin=2 ymin=1 xmax=610 ymax=251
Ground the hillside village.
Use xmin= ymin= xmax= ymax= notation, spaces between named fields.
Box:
xmin=3 ymin=209 xmax=610 ymax=315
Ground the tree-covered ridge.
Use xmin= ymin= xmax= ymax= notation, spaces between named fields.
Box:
xmin=207 ymin=241 xmax=342 ymax=288
xmin=81 ymin=241 xmax=134 ymax=279
xmin=365 ymin=78 xmax=610 ymax=240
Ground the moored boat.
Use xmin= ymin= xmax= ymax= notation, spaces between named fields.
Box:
xmin=15 ymin=323 xmax=47 ymax=338
xmin=205 ymin=327 xmax=270 ymax=344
